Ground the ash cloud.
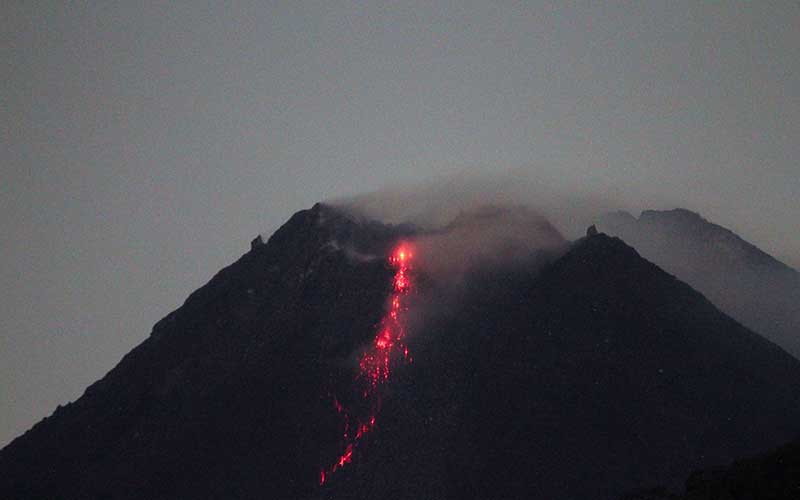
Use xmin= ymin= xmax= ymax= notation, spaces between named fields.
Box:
xmin=330 ymin=169 xmax=800 ymax=360
xmin=409 ymin=204 xmax=566 ymax=284
xmin=330 ymin=169 xmax=637 ymax=241
xmin=330 ymin=170 xmax=629 ymax=285
xmin=330 ymin=172 xmax=590 ymax=344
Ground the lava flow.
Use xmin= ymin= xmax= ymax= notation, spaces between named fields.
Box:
xmin=320 ymin=243 xmax=414 ymax=485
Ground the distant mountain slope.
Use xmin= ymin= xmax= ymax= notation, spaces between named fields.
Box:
xmin=597 ymin=209 xmax=800 ymax=358
xmin=2 ymin=205 xmax=800 ymax=500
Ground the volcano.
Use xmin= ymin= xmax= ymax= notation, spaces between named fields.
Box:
xmin=597 ymin=209 xmax=800 ymax=359
xmin=2 ymin=203 xmax=800 ymax=500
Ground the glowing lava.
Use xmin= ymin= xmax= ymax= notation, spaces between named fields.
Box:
xmin=320 ymin=243 xmax=414 ymax=484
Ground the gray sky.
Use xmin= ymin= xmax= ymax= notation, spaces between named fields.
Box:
xmin=1 ymin=1 xmax=798 ymax=447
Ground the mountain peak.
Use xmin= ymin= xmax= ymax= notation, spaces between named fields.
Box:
xmin=3 ymin=203 xmax=800 ymax=500
xmin=640 ymin=207 xmax=704 ymax=221
xmin=596 ymin=207 xmax=800 ymax=359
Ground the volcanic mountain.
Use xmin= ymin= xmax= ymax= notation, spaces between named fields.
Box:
xmin=597 ymin=208 xmax=800 ymax=359
xmin=2 ymin=203 xmax=800 ymax=500
xmin=621 ymin=435 xmax=800 ymax=500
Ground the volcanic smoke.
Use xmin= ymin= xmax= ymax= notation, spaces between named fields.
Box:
xmin=320 ymin=243 xmax=415 ymax=485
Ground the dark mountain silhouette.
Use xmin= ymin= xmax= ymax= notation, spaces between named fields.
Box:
xmin=2 ymin=203 xmax=800 ymax=500
xmin=0 ymin=203 xmax=403 ymax=500
xmin=621 ymin=437 xmax=800 ymax=499
xmin=597 ymin=208 xmax=800 ymax=359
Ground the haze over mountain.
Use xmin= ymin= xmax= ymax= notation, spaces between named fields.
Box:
xmin=4 ymin=0 xmax=799 ymax=454
xmin=3 ymin=203 xmax=800 ymax=500
xmin=597 ymin=209 xmax=800 ymax=359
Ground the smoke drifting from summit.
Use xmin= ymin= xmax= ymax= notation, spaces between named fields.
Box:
xmin=332 ymin=168 xmax=799 ymax=275
xmin=332 ymin=171 xmax=625 ymax=286
xmin=409 ymin=205 xmax=567 ymax=284
xmin=332 ymin=171 xmax=800 ymax=363
xmin=333 ymin=168 xmax=800 ymax=276
xmin=332 ymin=170 xmax=629 ymax=240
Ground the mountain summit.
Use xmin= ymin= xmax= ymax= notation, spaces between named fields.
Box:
xmin=597 ymin=208 xmax=800 ymax=359
xmin=2 ymin=204 xmax=800 ymax=500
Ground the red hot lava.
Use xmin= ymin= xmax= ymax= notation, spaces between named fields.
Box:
xmin=320 ymin=243 xmax=414 ymax=485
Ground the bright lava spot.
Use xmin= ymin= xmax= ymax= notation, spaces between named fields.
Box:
xmin=320 ymin=243 xmax=415 ymax=485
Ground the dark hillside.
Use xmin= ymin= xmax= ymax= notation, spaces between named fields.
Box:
xmin=0 ymin=203 xmax=407 ymax=500
xmin=314 ymin=234 xmax=800 ymax=500
xmin=598 ymin=209 xmax=800 ymax=359
xmin=2 ymin=206 xmax=799 ymax=500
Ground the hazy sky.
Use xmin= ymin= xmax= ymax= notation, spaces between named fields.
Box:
xmin=1 ymin=1 xmax=798 ymax=447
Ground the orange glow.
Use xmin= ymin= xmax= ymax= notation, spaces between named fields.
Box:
xmin=319 ymin=242 xmax=415 ymax=485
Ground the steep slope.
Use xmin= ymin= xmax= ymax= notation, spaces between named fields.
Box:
xmin=0 ymin=203 xmax=410 ymax=500
xmin=2 ymin=206 xmax=800 ymax=500
xmin=597 ymin=209 xmax=800 ymax=358
xmin=315 ymin=234 xmax=800 ymax=500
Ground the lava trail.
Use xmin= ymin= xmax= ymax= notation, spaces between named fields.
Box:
xmin=320 ymin=243 xmax=414 ymax=485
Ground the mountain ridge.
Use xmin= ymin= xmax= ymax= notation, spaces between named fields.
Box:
xmin=3 ymin=204 xmax=800 ymax=500
xmin=597 ymin=208 xmax=800 ymax=359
